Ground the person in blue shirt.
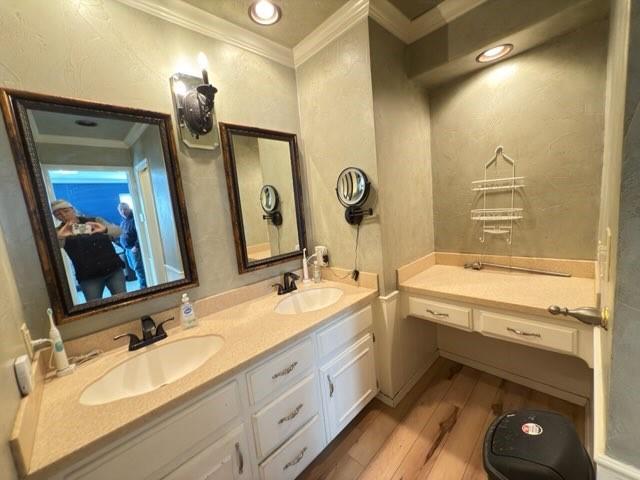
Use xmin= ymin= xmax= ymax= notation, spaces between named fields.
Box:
xmin=117 ymin=202 xmax=147 ymax=289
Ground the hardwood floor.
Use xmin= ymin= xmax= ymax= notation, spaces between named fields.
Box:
xmin=299 ymin=358 xmax=586 ymax=480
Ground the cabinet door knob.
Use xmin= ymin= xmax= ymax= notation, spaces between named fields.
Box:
xmin=327 ymin=375 xmax=335 ymax=398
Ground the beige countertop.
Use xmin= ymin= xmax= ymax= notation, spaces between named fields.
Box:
xmin=24 ymin=281 xmax=376 ymax=479
xmin=399 ymin=264 xmax=596 ymax=318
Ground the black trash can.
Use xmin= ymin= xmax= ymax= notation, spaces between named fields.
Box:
xmin=483 ymin=410 xmax=594 ymax=480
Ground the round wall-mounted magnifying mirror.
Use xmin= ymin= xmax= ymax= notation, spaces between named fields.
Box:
xmin=336 ymin=167 xmax=370 ymax=208
xmin=260 ymin=185 xmax=279 ymax=213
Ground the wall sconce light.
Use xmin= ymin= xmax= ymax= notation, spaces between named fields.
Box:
xmin=170 ymin=52 xmax=219 ymax=150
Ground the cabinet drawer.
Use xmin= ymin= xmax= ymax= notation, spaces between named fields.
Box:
xmin=259 ymin=415 xmax=324 ymax=480
xmin=317 ymin=305 xmax=373 ymax=358
xmin=247 ymin=338 xmax=314 ymax=405
xmin=67 ymin=381 xmax=241 ymax=480
xmin=252 ymin=374 xmax=320 ymax=459
xmin=476 ymin=310 xmax=578 ymax=355
xmin=408 ymin=296 xmax=473 ymax=331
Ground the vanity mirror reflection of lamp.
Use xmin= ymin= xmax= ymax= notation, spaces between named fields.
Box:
xmin=170 ymin=52 xmax=219 ymax=150
xmin=335 ymin=167 xmax=373 ymax=225
xmin=260 ymin=185 xmax=283 ymax=226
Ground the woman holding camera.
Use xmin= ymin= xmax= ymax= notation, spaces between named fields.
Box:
xmin=51 ymin=199 xmax=125 ymax=302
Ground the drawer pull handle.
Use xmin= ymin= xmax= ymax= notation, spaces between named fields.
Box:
xmin=272 ymin=361 xmax=298 ymax=379
xmin=507 ymin=327 xmax=541 ymax=338
xmin=426 ymin=308 xmax=449 ymax=318
xmin=283 ymin=446 xmax=307 ymax=470
xmin=278 ymin=403 xmax=304 ymax=424
xmin=235 ymin=442 xmax=244 ymax=474
xmin=327 ymin=375 xmax=335 ymax=398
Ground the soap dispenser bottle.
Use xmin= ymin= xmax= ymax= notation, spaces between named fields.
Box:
xmin=180 ymin=293 xmax=198 ymax=329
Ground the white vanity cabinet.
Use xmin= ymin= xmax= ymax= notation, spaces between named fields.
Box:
xmin=49 ymin=299 xmax=377 ymax=480
xmin=319 ymin=332 xmax=377 ymax=439
xmin=317 ymin=305 xmax=377 ymax=440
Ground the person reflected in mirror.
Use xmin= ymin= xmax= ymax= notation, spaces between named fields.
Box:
xmin=117 ymin=202 xmax=147 ymax=289
xmin=51 ymin=200 xmax=126 ymax=302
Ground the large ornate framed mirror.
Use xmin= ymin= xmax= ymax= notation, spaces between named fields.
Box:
xmin=0 ymin=89 xmax=198 ymax=323
xmin=219 ymin=123 xmax=306 ymax=273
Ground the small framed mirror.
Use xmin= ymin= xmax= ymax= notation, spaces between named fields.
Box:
xmin=0 ymin=89 xmax=198 ymax=323
xmin=219 ymin=123 xmax=306 ymax=273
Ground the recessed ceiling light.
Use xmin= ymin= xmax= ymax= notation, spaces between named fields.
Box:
xmin=248 ymin=0 xmax=281 ymax=26
xmin=75 ymin=120 xmax=98 ymax=127
xmin=476 ymin=44 xmax=514 ymax=63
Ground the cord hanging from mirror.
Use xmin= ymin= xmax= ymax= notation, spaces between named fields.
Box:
xmin=351 ymin=223 xmax=360 ymax=281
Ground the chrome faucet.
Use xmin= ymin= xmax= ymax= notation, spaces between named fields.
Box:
xmin=114 ymin=315 xmax=174 ymax=351
xmin=273 ymin=271 xmax=299 ymax=295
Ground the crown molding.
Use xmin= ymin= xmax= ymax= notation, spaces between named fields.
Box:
xmin=369 ymin=0 xmax=412 ymax=43
xmin=124 ymin=123 xmax=149 ymax=147
xmin=116 ymin=0 xmax=487 ymax=71
xmin=35 ymin=134 xmax=130 ymax=149
xmin=293 ymin=0 xmax=369 ymax=67
xmin=115 ymin=0 xmax=293 ymax=67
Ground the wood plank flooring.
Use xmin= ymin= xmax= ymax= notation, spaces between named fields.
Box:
xmin=299 ymin=358 xmax=586 ymax=480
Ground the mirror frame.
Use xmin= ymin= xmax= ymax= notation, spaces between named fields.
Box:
xmin=0 ymin=89 xmax=199 ymax=324
xmin=219 ymin=123 xmax=306 ymax=273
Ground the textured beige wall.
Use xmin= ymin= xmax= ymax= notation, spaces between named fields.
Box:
xmin=369 ymin=20 xmax=435 ymax=291
xmin=296 ymin=20 xmax=385 ymax=288
xmin=258 ymin=138 xmax=299 ymax=254
xmin=0 ymin=0 xmax=302 ymax=339
xmin=429 ymin=20 xmax=608 ymax=260
xmin=0 ymin=224 xmax=27 ymax=480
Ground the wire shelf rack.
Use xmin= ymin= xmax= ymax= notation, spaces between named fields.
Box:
xmin=472 ymin=146 xmax=524 ymax=244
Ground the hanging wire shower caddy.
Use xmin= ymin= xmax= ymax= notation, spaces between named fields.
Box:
xmin=471 ymin=146 xmax=524 ymax=244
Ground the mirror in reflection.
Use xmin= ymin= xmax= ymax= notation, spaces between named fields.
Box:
xmin=220 ymin=124 xmax=306 ymax=273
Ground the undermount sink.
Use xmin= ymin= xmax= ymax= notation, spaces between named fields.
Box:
xmin=79 ymin=335 xmax=224 ymax=406
xmin=275 ymin=287 xmax=343 ymax=315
